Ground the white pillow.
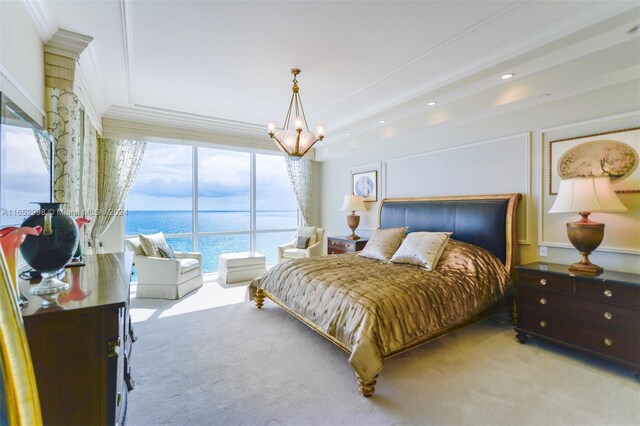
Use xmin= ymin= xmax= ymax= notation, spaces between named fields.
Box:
xmin=296 ymin=226 xmax=317 ymax=246
xmin=390 ymin=232 xmax=451 ymax=270
xmin=138 ymin=232 xmax=172 ymax=258
xmin=358 ymin=227 xmax=407 ymax=262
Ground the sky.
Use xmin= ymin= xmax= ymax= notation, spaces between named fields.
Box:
xmin=125 ymin=142 xmax=297 ymax=211
xmin=0 ymin=125 xmax=50 ymax=225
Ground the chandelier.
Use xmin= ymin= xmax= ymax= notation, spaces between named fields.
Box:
xmin=268 ymin=68 xmax=325 ymax=159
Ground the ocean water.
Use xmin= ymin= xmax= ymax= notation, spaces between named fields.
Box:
xmin=125 ymin=210 xmax=297 ymax=273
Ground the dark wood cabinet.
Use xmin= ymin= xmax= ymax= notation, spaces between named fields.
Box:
xmin=20 ymin=253 xmax=134 ymax=425
xmin=515 ymin=262 xmax=640 ymax=373
xmin=327 ymin=236 xmax=369 ymax=255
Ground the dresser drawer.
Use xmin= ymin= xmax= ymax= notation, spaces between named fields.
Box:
xmin=575 ymin=279 xmax=640 ymax=309
xmin=328 ymin=246 xmax=348 ymax=255
xmin=518 ymin=270 xmax=572 ymax=294
xmin=518 ymin=287 xmax=640 ymax=334
xmin=518 ymin=308 xmax=640 ymax=365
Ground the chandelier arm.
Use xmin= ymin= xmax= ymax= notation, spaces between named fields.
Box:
xmin=283 ymin=93 xmax=295 ymax=129
xmin=270 ymin=134 xmax=289 ymax=154
xmin=299 ymin=136 xmax=320 ymax=157
xmin=296 ymin=94 xmax=310 ymax=132
xmin=294 ymin=129 xmax=301 ymax=156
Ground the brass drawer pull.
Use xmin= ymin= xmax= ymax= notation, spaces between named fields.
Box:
xmin=539 ymin=278 xmax=547 ymax=286
xmin=603 ymin=289 xmax=613 ymax=298
xmin=539 ymin=320 xmax=547 ymax=328
xmin=604 ymin=312 xmax=613 ymax=320
xmin=539 ymin=298 xmax=547 ymax=305
xmin=604 ymin=338 xmax=613 ymax=347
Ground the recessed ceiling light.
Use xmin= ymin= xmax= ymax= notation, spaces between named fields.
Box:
xmin=345 ymin=133 xmax=351 ymax=136
xmin=627 ymin=24 xmax=640 ymax=34
xmin=427 ymin=101 xmax=438 ymax=106
xmin=379 ymin=120 xmax=387 ymax=124
xmin=501 ymin=73 xmax=515 ymax=80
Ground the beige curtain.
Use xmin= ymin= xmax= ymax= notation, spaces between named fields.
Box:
xmin=285 ymin=157 xmax=312 ymax=226
xmin=90 ymin=138 xmax=146 ymax=252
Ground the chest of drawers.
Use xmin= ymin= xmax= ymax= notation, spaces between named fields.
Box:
xmin=515 ymin=263 xmax=640 ymax=374
xmin=327 ymin=236 xmax=369 ymax=255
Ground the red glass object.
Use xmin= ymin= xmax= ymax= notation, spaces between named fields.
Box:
xmin=0 ymin=226 xmax=43 ymax=285
xmin=58 ymin=267 xmax=88 ymax=303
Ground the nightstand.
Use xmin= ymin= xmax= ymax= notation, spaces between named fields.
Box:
xmin=514 ymin=262 xmax=640 ymax=374
xmin=327 ymin=236 xmax=369 ymax=255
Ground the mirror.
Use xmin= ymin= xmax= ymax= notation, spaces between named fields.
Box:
xmin=0 ymin=92 xmax=53 ymax=227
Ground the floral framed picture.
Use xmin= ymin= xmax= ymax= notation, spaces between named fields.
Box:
xmin=352 ymin=170 xmax=377 ymax=202
xmin=549 ymin=127 xmax=640 ymax=195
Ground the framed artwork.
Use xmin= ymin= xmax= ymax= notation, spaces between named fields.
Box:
xmin=352 ymin=170 xmax=377 ymax=202
xmin=549 ymin=127 xmax=640 ymax=195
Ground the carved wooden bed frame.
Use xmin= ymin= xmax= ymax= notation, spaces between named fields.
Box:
xmin=255 ymin=193 xmax=521 ymax=396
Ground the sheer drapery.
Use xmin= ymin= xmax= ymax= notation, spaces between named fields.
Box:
xmin=90 ymin=138 xmax=146 ymax=252
xmin=285 ymin=157 xmax=312 ymax=226
xmin=81 ymin=114 xmax=99 ymax=254
xmin=45 ymin=87 xmax=82 ymax=211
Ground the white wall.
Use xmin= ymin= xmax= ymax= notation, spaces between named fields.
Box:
xmin=319 ymin=79 xmax=640 ymax=273
xmin=0 ymin=1 xmax=45 ymax=124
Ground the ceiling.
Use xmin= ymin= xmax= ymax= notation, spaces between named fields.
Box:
xmin=22 ymin=0 xmax=640 ymax=157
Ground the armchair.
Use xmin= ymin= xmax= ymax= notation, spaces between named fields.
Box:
xmin=278 ymin=228 xmax=325 ymax=263
xmin=124 ymin=237 xmax=203 ymax=300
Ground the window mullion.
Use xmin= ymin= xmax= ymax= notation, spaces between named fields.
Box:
xmin=250 ymin=152 xmax=257 ymax=251
xmin=193 ymin=146 xmax=198 ymax=251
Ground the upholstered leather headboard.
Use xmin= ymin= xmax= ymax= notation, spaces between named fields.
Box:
xmin=379 ymin=194 xmax=521 ymax=272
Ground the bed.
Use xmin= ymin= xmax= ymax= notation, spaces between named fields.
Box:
xmin=250 ymin=193 xmax=521 ymax=396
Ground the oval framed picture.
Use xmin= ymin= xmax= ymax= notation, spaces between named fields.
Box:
xmin=352 ymin=171 xmax=377 ymax=202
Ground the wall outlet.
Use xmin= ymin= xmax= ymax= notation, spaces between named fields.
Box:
xmin=539 ymin=246 xmax=548 ymax=257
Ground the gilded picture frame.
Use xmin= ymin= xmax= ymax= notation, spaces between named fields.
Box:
xmin=0 ymin=248 xmax=42 ymax=425
xmin=548 ymin=127 xmax=640 ymax=195
xmin=352 ymin=170 xmax=377 ymax=202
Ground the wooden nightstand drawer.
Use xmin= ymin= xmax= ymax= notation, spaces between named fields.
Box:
xmin=327 ymin=237 xmax=368 ymax=255
xmin=518 ymin=286 xmax=568 ymax=311
xmin=518 ymin=270 xmax=572 ymax=294
xmin=575 ymin=279 xmax=640 ymax=309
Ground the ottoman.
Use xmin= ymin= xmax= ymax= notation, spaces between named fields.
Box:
xmin=218 ymin=251 xmax=266 ymax=284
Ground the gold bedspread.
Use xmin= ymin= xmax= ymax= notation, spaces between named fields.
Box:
xmin=249 ymin=240 xmax=512 ymax=382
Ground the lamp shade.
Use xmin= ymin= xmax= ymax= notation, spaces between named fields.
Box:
xmin=549 ymin=177 xmax=627 ymax=213
xmin=340 ymin=195 xmax=366 ymax=212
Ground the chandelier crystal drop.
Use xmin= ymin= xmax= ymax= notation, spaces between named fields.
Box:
xmin=268 ymin=68 xmax=325 ymax=159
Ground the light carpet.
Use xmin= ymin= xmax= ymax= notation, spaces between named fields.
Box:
xmin=127 ymin=279 xmax=639 ymax=426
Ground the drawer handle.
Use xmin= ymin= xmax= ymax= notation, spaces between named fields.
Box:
xmin=539 ymin=298 xmax=547 ymax=305
xmin=604 ymin=312 xmax=613 ymax=320
xmin=539 ymin=320 xmax=547 ymax=328
xmin=603 ymin=289 xmax=613 ymax=298
xmin=604 ymin=338 xmax=613 ymax=347
xmin=539 ymin=278 xmax=547 ymax=286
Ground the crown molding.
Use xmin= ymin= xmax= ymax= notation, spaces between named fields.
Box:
xmin=22 ymin=0 xmax=58 ymax=42
xmin=104 ymin=105 xmax=266 ymax=138
xmin=318 ymin=1 xmax=639 ymax=133
xmin=120 ymin=0 xmax=135 ymax=105
xmin=44 ymin=28 xmax=93 ymax=59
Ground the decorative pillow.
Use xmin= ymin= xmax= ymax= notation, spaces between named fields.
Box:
xmin=390 ymin=232 xmax=451 ymax=270
xmin=158 ymin=245 xmax=178 ymax=259
xmin=358 ymin=227 xmax=407 ymax=262
xmin=296 ymin=226 xmax=317 ymax=246
xmin=138 ymin=232 xmax=172 ymax=258
xmin=295 ymin=236 xmax=311 ymax=249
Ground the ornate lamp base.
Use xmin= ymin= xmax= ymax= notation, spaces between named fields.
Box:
xmin=347 ymin=213 xmax=361 ymax=240
xmin=566 ymin=212 xmax=604 ymax=275
xmin=30 ymin=270 xmax=69 ymax=306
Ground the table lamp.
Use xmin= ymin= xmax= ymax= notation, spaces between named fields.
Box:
xmin=549 ymin=176 xmax=627 ymax=274
xmin=340 ymin=195 xmax=367 ymax=240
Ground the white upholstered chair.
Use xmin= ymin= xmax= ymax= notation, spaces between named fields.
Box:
xmin=124 ymin=237 xmax=203 ymax=300
xmin=278 ymin=227 xmax=325 ymax=263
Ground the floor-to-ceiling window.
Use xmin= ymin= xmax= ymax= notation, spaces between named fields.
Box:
xmin=125 ymin=142 xmax=297 ymax=272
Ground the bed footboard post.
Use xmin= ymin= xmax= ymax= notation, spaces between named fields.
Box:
xmin=255 ymin=288 xmax=265 ymax=309
xmin=356 ymin=374 xmax=378 ymax=397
